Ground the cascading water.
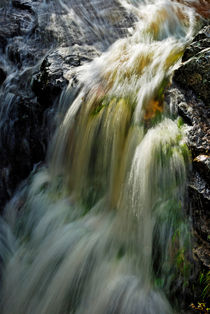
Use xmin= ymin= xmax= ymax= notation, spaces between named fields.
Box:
xmin=0 ymin=0 xmax=204 ymax=313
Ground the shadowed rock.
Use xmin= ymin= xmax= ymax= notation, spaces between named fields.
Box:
xmin=32 ymin=45 xmax=100 ymax=106
xmin=174 ymin=26 xmax=210 ymax=104
xmin=0 ymin=67 xmax=6 ymax=85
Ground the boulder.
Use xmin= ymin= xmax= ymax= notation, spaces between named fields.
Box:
xmin=32 ymin=45 xmax=100 ymax=106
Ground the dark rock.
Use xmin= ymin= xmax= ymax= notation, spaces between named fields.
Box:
xmin=0 ymin=7 xmax=36 ymax=40
xmin=193 ymin=155 xmax=210 ymax=184
xmin=174 ymin=48 xmax=210 ymax=104
xmin=0 ymin=34 xmax=7 ymax=52
xmin=0 ymin=0 xmax=134 ymax=212
xmin=32 ymin=45 xmax=100 ymax=106
xmin=12 ymin=0 xmax=34 ymax=13
xmin=193 ymin=245 xmax=210 ymax=270
xmin=7 ymin=38 xmax=40 ymax=68
xmin=165 ymin=85 xmax=209 ymax=157
xmin=0 ymin=9 xmax=20 ymax=40
xmin=165 ymin=26 xmax=210 ymax=301
xmin=191 ymin=25 xmax=210 ymax=42
xmin=189 ymin=170 xmax=210 ymax=242
xmin=174 ymin=25 xmax=210 ymax=105
xmin=0 ymin=67 xmax=6 ymax=85
xmin=0 ymin=95 xmax=47 ymax=209
xmin=166 ymin=82 xmax=210 ymax=274
xmin=183 ymin=26 xmax=210 ymax=62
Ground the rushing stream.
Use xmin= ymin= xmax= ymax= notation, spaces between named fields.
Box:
xmin=0 ymin=0 xmax=205 ymax=313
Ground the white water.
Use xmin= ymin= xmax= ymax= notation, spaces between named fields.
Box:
xmin=0 ymin=0 xmax=203 ymax=313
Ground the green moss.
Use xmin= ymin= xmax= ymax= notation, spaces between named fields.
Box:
xmin=181 ymin=143 xmax=191 ymax=165
xmin=201 ymin=271 xmax=210 ymax=299
xmin=155 ymin=277 xmax=165 ymax=289
xmin=117 ymin=246 xmax=126 ymax=259
xmin=92 ymin=103 xmax=106 ymax=115
xmin=190 ymin=271 xmax=210 ymax=312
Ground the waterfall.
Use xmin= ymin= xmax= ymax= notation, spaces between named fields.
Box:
xmin=0 ymin=0 xmax=201 ymax=313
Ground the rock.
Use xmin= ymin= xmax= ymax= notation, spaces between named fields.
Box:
xmin=182 ymin=26 xmax=210 ymax=62
xmin=0 ymin=0 xmax=110 ymax=211
xmin=0 ymin=95 xmax=47 ymax=209
xmin=189 ymin=171 xmax=210 ymax=242
xmin=193 ymin=245 xmax=210 ymax=270
xmin=0 ymin=7 xmax=36 ymax=39
xmin=0 ymin=67 xmax=6 ymax=85
xmin=174 ymin=25 xmax=210 ymax=105
xmin=12 ymin=0 xmax=34 ymax=13
xmin=0 ymin=9 xmax=19 ymax=41
xmin=7 ymin=37 xmax=42 ymax=68
xmin=32 ymin=45 xmax=100 ymax=106
xmin=165 ymin=86 xmax=209 ymax=157
xmin=174 ymin=48 xmax=210 ymax=104
xmin=165 ymin=26 xmax=210 ymax=300
xmin=0 ymin=35 xmax=7 ymax=52
xmin=193 ymin=155 xmax=210 ymax=184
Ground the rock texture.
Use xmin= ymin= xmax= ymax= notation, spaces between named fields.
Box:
xmin=32 ymin=45 xmax=100 ymax=107
xmin=166 ymin=24 xmax=210 ymax=310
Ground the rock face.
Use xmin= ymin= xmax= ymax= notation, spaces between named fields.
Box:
xmin=174 ymin=26 xmax=210 ymax=105
xmin=174 ymin=50 xmax=209 ymax=104
xmin=172 ymin=26 xmax=210 ymax=245
xmin=166 ymin=24 xmax=210 ymax=309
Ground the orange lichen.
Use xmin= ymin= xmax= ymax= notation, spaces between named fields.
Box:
xmin=144 ymin=99 xmax=163 ymax=120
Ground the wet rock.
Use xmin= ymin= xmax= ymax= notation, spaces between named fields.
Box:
xmin=0 ymin=9 xmax=19 ymax=41
xmin=165 ymin=86 xmax=209 ymax=157
xmin=189 ymin=171 xmax=210 ymax=242
xmin=32 ymin=45 xmax=100 ymax=106
xmin=7 ymin=37 xmax=41 ymax=68
xmin=12 ymin=0 xmax=34 ymax=13
xmin=0 ymin=67 xmax=6 ymax=85
xmin=165 ymin=26 xmax=210 ymax=293
xmin=0 ymin=35 xmax=7 ymax=52
xmin=0 ymin=95 xmax=47 ymax=209
xmin=182 ymin=26 xmax=210 ymax=62
xmin=0 ymin=7 xmax=36 ymax=40
xmin=174 ymin=48 xmax=210 ymax=104
xmin=174 ymin=25 xmax=210 ymax=105
xmin=47 ymin=0 xmax=135 ymax=50
xmin=193 ymin=155 xmax=210 ymax=184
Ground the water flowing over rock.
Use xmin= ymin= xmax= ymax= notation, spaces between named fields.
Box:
xmin=0 ymin=1 xmax=209 ymax=313
xmin=0 ymin=0 xmax=133 ymax=210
